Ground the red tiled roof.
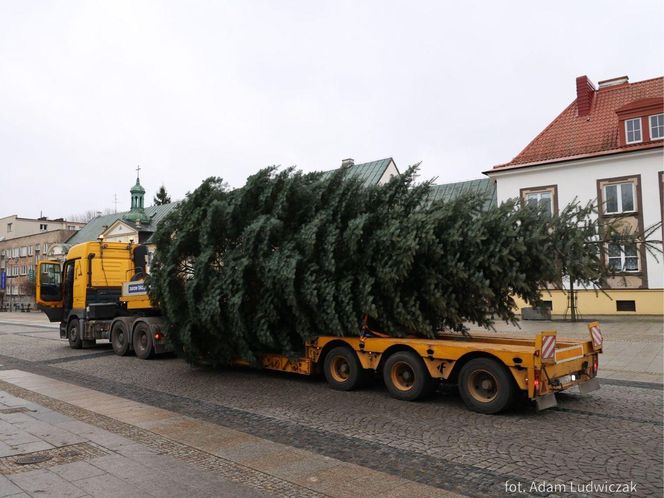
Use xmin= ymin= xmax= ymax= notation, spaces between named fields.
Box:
xmin=493 ymin=76 xmax=664 ymax=170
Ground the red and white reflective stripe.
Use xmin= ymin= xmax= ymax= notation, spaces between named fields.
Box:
xmin=541 ymin=335 xmax=556 ymax=359
xmin=590 ymin=326 xmax=603 ymax=347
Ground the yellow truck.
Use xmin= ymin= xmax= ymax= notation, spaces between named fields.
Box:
xmin=36 ymin=240 xmax=603 ymax=414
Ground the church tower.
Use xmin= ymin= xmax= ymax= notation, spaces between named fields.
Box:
xmin=123 ymin=166 xmax=150 ymax=224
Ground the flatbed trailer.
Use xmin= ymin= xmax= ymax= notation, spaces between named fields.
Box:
xmin=35 ymin=241 xmax=602 ymax=414
xmin=255 ymin=323 xmax=603 ymax=414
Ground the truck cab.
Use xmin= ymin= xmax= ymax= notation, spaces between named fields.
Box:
xmin=35 ymin=240 xmax=169 ymax=358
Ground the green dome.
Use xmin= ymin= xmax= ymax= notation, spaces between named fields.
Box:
xmin=130 ymin=179 xmax=145 ymax=194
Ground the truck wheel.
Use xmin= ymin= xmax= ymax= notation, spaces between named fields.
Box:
xmin=323 ymin=346 xmax=366 ymax=391
xmin=458 ymin=358 xmax=515 ymax=414
xmin=67 ymin=319 xmax=83 ymax=349
xmin=383 ymin=351 xmax=436 ymax=401
xmin=132 ymin=322 xmax=154 ymax=360
xmin=111 ymin=322 xmax=130 ymax=356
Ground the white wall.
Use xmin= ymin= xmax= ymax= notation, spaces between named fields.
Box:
xmin=490 ymin=149 xmax=663 ymax=289
xmin=0 ymin=216 xmax=82 ymax=241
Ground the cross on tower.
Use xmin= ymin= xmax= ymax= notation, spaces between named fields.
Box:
xmin=136 ymin=165 xmax=141 ymax=180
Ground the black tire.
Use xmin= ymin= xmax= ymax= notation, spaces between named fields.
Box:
xmin=67 ymin=319 xmax=82 ymax=349
xmin=323 ymin=346 xmax=366 ymax=391
xmin=458 ymin=358 xmax=515 ymax=414
xmin=132 ymin=322 xmax=154 ymax=360
xmin=111 ymin=322 xmax=130 ymax=356
xmin=383 ymin=351 xmax=436 ymax=401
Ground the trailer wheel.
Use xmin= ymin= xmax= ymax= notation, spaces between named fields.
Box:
xmin=67 ymin=319 xmax=82 ymax=349
xmin=323 ymin=346 xmax=365 ymax=391
xmin=132 ymin=322 xmax=154 ymax=360
xmin=458 ymin=358 xmax=515 ymax=414
xmin=111 ymin=322 xmax=130 ymax=356
xmin=383 ymin=351 xmax=436 ymax=401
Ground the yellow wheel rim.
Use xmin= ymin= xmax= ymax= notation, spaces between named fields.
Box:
xmin=390 ymin=361 xmax=415 ymax=391
xmin=330 ymin=355 xmax=351 ymax=383
xmin=467 ymin=369 xmax=498 ymax=402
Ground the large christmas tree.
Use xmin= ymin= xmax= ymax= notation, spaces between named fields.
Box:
xmin=148 ymin=166 xmax=606 ymax=365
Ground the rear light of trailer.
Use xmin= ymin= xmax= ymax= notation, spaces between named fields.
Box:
xmin=533 ymin=370 xmax=540 ymax=394
xmin=154 ymin=331 xmax=163 ymax=341
xmin=593 ymin=355 xmax=598 ymax=375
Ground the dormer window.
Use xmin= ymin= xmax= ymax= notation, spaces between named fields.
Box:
xmin=616 ymin=98 xmax=663 ymax=146
xmin=625 ymin=118 xmax=642 ymax=144
xmin=649 ymin=114 xmax=664 ymax=140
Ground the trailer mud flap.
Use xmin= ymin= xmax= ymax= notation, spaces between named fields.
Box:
xmin=578 ymin=377 xmax=600 ymax=394
xmin=535 ymin=393 xmax=558 ymax=411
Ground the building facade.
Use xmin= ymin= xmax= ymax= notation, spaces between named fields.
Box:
xmin=0 ymin=215 xmax=83 ymax=241
xmin=0 ymin=229 xmax=78 ymax=309
xmin=487 ymin=75 xmax=663 ymax=316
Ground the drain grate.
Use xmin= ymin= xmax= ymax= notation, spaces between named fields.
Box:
xmin=15 ymin=454 xmax=52 ymax=465
xmin=0 ymin=407 xmax=34 ymax=414
xmin=0 ymin=442 xmax=108 ymax=475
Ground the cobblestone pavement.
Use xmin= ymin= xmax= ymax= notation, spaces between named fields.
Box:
xmin=0 ymin=317 xmax=661 ymax=497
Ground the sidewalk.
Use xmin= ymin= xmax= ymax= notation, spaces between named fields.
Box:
xmin=0 ymin=384 xmax=268 ymax=497
xmin=0 ymin=313 xmax=58 ymax=329
xmin=0 ymin=370 xmax=454 ymax=498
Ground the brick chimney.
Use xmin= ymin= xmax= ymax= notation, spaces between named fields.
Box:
xmin=576 ymin=75 xmax=596 ymax=117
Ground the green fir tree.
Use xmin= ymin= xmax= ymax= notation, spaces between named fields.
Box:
xmin=147 ymin=166 xmax=653 ymax=365
xmin=153 ymin=185 xmax=172 ymax=205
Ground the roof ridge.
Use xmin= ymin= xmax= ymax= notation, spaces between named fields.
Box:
xmin=596 ymin=76 xmax=663 ymax=94
xmin=355 ymin=157 xmax=393 ymax=165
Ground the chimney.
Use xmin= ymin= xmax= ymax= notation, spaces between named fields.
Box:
xmin=576 ymin=75 xmax=596 ymax=117
xmin=341 ymin=158 xmax=354 ymax=168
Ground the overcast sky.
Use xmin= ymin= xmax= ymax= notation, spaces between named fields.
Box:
xmin=1 ymin=1 xmax=662 ymax=219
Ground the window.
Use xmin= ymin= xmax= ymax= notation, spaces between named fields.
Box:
xmin=616 ymin=300 xmax=636 ymax=312
xmin=607 ymin=243 xmax=638 ymax=272
xmin=521 ymin=185 xmax=558 ymax=216
xmin=39 ymin=224 xmax=48 ymax=231
xmin=604 ymin=182 xmax=635 ymax=214
xmin=526 ymin=191 xmax=553 ymax=216
xmin=19 ymin=246 xmax=27 ymax=257
xmin=625 ymin=118 xmax=642 ymax=144
xmin=6 ymin=223 xmax=12 ymax=233
xmin=650 ymin=114 xmax=664 ymax=140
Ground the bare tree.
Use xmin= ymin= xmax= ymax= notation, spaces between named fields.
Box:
xmin=67 ymin=208 xmax=115 ymax=223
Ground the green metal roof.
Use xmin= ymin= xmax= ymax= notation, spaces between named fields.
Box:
xmin=428 ymin=178 xmax=496 ymax=210
xmin=320 ymin=158 xmax=396 ymax=187
xmin=67 ymin=203 xmax=178 ymax=246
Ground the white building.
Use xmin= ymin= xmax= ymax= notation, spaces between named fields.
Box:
xmin=0 ymin=215 xmax=83 ymax=241
xmin=486 ymin=75 xmax=663 ymax=316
